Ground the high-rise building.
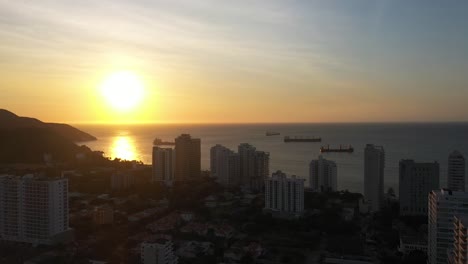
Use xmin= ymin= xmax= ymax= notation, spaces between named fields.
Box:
xmin=210 ymin=145 xmax=240 ymax=187
xmin=253 ymin=151 xmax=269 ymax=191
xmin=111 ymin=172 xmax=135 ymax=191
xmin=141 ymin=239 xmax=178 ymax=264
xmin=448 ymin=151 xmax=466 ymax=192
xmin=174 ymin=134 xmax=201 ymax=181
xmin=152 ymin=147 xmax=175 ymax=185
xmin=239 ymin=143 xmax=257 ymax=185
xmin=449 ymin=215 xmax=468 ymax=264
xmin=309 ymin=155 xmax=337 ymax=192
xmin=0 ymin=174 xmax=71 ymax=245
xmin=238 ymin=143 xmax=270 ymax=191
xmin=428 ymin=189 xmax=468 ymax=264
xmin=364 ymin=144 xmax=385 ymax=212
xmin=264 ymin=171 xmax=305 ymax=216
xmin=399 ymin=160 xmax=439 ymax=216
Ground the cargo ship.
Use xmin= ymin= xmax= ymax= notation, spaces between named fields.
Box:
xmin=266 ymin=131 xmax=280 ymax=136
xmin=284 ymin=136 xmax=321 ymax=142
xmin=320 ymin=145 xmax=354 ymax=153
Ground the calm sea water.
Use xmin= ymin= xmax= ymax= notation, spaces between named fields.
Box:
xmin=75 ymin=123 xmax=468 ymax=195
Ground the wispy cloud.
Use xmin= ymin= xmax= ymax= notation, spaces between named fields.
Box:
xmin=1 ymin=0 xmax=467 ymax=122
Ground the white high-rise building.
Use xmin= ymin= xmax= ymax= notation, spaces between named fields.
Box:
xmin=309 ymin=155 xmax=337 ymax=192
xmin=238 ymin=143 xmax=270 ymax=191
xmin=152 ymin=147 xmax=175 ymax=185
xmin=141 ymin=240 xmax=178 ymax=264
xmin=210 ymin=145 xmax=240 ymax=187
xmin=0 ymin=174 xmax=71 ymax=245
xmin=364 ymin=144 xmax=385 ymax=212
xmin=428 ymin=189 xmax=468 ymax=264
xmin=449 ymin=216 xmax=468 ymax=264
xmin=264 ymin=171 xmax=305 ymax=216
xmin=399 ymin=160 xmax=439 ymax=216
xmin=448 ymin=151 xmax=466 ymax=192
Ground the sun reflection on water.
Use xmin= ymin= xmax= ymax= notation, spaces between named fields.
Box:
xmin=110 ymin=136 xmax=137 ymax=161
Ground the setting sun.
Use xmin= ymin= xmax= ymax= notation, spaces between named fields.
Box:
xmin=100 ymin=71 xmax=145 ymax=111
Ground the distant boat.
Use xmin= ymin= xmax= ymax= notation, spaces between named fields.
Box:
xmin=153 ymin=138 xmax=175 ymax=146
xmin=266 ymin=131 xmax=280 ymax=136
xmin=284 ymin=136 xmax=321 ymax=142
xmin=320 ymin=145 xmax=354 ymax=153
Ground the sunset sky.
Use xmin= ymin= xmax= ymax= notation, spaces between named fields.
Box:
xmin=0 ymin=0 xmax=467 ymax=124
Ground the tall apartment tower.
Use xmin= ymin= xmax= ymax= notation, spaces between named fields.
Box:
xmin=264 ymin=171 xmax=305 ymax=216
xmin=309 ymin=155 xmax=337 ymax=192
xmin=0 ymin=175 xmax=71 ymax=245
xmin=210 ymin=144 xmax=240 ymax=187
xmin=152 ymin=146 xmax=175 ymax=185
xmin=449 ymin=216 xmax=468 ymax=264
xmin=174 ymin=134 xmax=201 ymax=181
xmin=428 ymin=189 xmax=468 ymax=264
xmin=364 ymin=144 xmax=385 ymax=212
xmin=141 ymin=239 xmax=178 ymax=264
xmin=399 ymin=160 xmax=439 ymax=216
xmin=111 ymin=172 xmax=135 ymax=191
xmin=238 ymin=143 xmax=270 ymax=191
xmin=448 ymin=151 xmax=466 ymax=191
xmin=253 ymin=151 xmax=270 ymax=191
xmin=238 ymin=143 xmax=257 ymax=185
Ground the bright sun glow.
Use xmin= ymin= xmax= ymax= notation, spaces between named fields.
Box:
xmin=111 ymin=136 xmax=137 ymax=161
xmin=100 ymin=71 xmax=145 ymax=111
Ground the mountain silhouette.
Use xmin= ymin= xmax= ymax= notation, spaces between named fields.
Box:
xmin=0 ymin=109 xmax=96 ymax=163
xmin=0 ymin=109 xmax=96 ymax=141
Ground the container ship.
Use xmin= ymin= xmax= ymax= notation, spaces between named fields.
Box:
xmin=284 ymin=136 xmax=321 ymax=142
xmin=320 ymin=145 xmax=354 ymax=153
xmin=266 ymin=131 xmax=280 ymax=136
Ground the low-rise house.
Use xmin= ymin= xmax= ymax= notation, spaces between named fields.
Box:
xmin=398 ymin=235 xmax=427 ymax=255
xmin=176 ymin=241 xmax=214 ymax=259
xmin=147 ymin=212 xmax=181 ymax=232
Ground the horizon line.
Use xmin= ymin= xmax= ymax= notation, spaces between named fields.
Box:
xmin=69 ymin=120 xmax=468 ymax=126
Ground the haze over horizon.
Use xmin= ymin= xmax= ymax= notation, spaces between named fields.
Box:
xmin=1 ymin=0 xmax=467 ymax=124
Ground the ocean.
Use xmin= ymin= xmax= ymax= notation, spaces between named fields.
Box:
xmin=75 ymin=123 xmax=468 ymax=195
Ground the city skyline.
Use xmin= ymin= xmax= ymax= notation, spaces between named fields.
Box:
xmin=1 ymin=1 xmax=468 ymax=124
xmin=2 ymin=2 xmax=468 ymax=262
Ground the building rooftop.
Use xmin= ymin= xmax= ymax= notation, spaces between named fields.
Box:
xmin=0 ymin=173 xmax=66 ymax=181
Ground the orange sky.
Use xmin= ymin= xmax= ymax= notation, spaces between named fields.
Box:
xmin=1 ymin=1 xmax=467 ymax=124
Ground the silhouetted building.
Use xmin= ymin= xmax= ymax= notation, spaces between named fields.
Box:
xmin=364 ymin=144 xmax=385 ymax=212
xmin=239 ymin=143 xmax=256 ymax=185
xmin=264 ymin=171 xmax=304 ymax=217
xmin=141 ymin=239 xmax=178 ymax=264
xmin=238 ymin=143 xmax=269 ymax=191
xmin=152 ymin=146 xmax=175 ymax=186
xmin=92 ymin=205 xmax=114 ymax=225
xmin=111 ymin=172 xmax=135 ymax=191
xmin=253 ymin=151 xmax=270 ymax=191
xmin=174 ymin=134 xmax=201 ymax=181
xmin=448 ymin=151 xmax=466 ymax=192
xmin=399 ymin=160 xmax=439 ymax=216
xmin=449 ymin=215 xmax=468 ymax=264
xmin=210 ymin=145 xmax=240 ymax=187
xmin=428 ymin=189 xmax=468 ymax=264
xmin=309 ymin=155 xmax=337 ymax=192
xmin=0 ymin=174 xmax=72 ymax=245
